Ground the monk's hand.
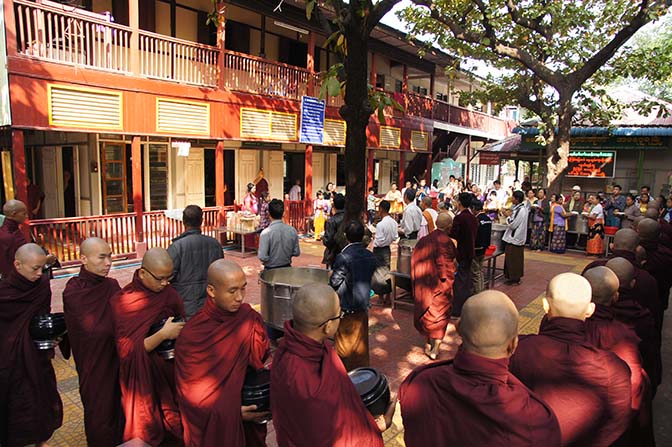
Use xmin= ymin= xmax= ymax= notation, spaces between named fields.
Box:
xmin=160 ymin=317 xmax=185 ymax=340
xmin=241 ymin=405 xmax=271 ymax=424
xmin=46 ymin=254 xmax=57 ymax=266
xmin=375 ymin=398 xmax=397 ymax=432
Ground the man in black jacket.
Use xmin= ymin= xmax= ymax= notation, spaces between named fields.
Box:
xmin=323 ymin=193 xmax=346 ymax=268
xmin=329 ymin=219 xmax=377 ymax=371
xmin=471 ymin=199 xmax=492 ymax=294
xmin=167 ymin=205 xmax=223 ymax=318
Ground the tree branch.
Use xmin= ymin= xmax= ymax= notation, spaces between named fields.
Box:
xmin=368 ymin=0 xmax=402 ymax=32
xmin=505 ymin=0 xmax=551 ymax=39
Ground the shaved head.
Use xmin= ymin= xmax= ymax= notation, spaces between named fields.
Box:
xmin=613 ymin=229 xmax=639 ymax=252
xmin=141 ymin=247 xmax=173 ymax=271
xmin=14 ymin=243 xmax=47 ymax=282
xmin=459 ymin=291 xmax=519 ymax=358
xmin=80 ymin=237 xmax=110 ymax=257
xmin=605 ymin=257 xmax=635 ymax=289
xmin=644 ymin=208 xmax=660 ymax=219
xmin=207 ymin=259 xmax=243 ymax=287
xmin=583 ymin=266 xmax=619 ymax=306
xmin=436 ymin=213 xmax=453 ymax=232
xmin=545 ymin=273 xmax=594 ymax=320
xmin=637 ymin=218 xmax=660 ymax=241
xmin=2 ymin=200 xmax=28 ymax=224
xmin=292 ymin=283 xmax=339 ymax=332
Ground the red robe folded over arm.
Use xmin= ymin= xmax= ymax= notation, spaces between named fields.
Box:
xmin=510 ymin=317 xmax=632 ymax=447
xmin=411 ymin=230 xmax=457 ymax=339
xmin=63 ymin=267 xmax=124 ymax=446
xmin=0 ymin=270 xmax=63 ymax=446
xmin=175 ymin=300 xmax=269 ymax=447
xmin=400 ymin=349 xmax=561 ymax=447
xmin=271 ymin=321 xmax=384 ymax=447
xmin=110 ymin=270 xmax=185 ymax=446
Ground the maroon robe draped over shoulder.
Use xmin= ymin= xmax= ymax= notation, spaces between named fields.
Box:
xmin=510 ymin=317 xmax=632 ymax=447
xmin=63 ymin=267 xmax=123 ymax=446
xmin=0 ymin=219 xmax=27 ymax=278
xmin=640 ymin=240 xmax=672 ymax=310
xmin=175 ymin=300 xmax=269 ymax=447
xmin=411 ymin=230 xmax=457 ymax=339
xmin=0 ymin=271 xmax=62 ymax=446
xmin=110 ymin=270 xmax=185 ymax=446
xmin=270 ymin=321 xmax=384 ymax=447
xmin=400 ymin=349 xmax=561 ymax=447
xmin=613 ymin=287 xmax=661 ymax=390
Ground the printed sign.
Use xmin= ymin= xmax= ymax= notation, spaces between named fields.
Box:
xmin=299 ymin=96 xmax=326 ymax=144
xmin=566 ymin=150 xmax=616 ymax=178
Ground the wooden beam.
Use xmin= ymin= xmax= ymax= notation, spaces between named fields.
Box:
xmin=215 ymin=140 xmax=225 ymax=226
xmin=131 ymin=136 xmax=143 ymax=243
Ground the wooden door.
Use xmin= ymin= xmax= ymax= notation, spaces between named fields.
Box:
xmin=185 ymin=148 xmax=205 ymax=206
xmin=267 ymin=150 xmax=284 ymax=200
xmin=312 ymin=152 xmax=325 ymax=193
xmin=41 ymin=147 xmax=63 ymax=217
xmin=101 ymin=142 xmax=127 ymax=214
xmin=237 ymin=150 xmax=258 ymax=203
xmin=327 ymin=153 xmax=337 ymax=187
xmin=379 ymin=159 xmax=391 ymax=193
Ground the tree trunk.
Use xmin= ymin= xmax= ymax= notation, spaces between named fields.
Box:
xmin=340 ymin=18 xmax=371 ymax=224
xmin=544 ymin=96 xmax=573 ymax=192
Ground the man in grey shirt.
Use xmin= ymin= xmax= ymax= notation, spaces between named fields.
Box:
xmin=503 ymin=190 xmax=529 ymax=285
xmin=258 ymin=199 xmax=300 ymax=269
xmin=168 ymin=205 xmax=224 ymax=318
xmin=399 ymin=188 xmax=422 ymax=239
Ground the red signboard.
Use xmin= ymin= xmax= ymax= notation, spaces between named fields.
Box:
xmin=566 ymin=150 xmax=616 ymax=178
xmin=478 ymin=152 xmax=501 ymax=165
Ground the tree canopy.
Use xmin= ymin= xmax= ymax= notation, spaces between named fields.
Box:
xmin=401 ymin=0 xmax=672 ymax=188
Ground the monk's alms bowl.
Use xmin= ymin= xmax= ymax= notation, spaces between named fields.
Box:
xmin=242 ymin=368 xmax=271 ymax=412
xmin=147 ymin=316 xmax=184 ymax=360
xmin=348 ymin=367 xmax=390 ymax=417
xmin=29 ymin=313 xmax=67 ymax=350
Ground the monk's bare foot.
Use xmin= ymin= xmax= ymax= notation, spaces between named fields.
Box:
xmin=428 ymin=339 xmax=441 ymax=360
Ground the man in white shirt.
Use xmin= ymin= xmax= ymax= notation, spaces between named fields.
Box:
xmin=494 ymin=180 xmax=508 ymax=207
xmin=372 ymin=200 xmax=398 ymax=303
xmin=288 ymin=179 xmax=302 ymax=201
xmin=502 ymin=190 xmax=529 ymax=285
xmin=399 ymin=189 xmax=423 ymax=239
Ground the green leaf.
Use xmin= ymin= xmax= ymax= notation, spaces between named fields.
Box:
xmin=306 ymin=0 xmax=316 ymax=20
xmin=327 ymin=77 xmax=341 ymax=97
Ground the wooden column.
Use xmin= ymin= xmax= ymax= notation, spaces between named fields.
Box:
xmin=370 ymin=53 xmax=377 ymax=86
xmin=399 ymin=151 xmax=405 ymax=187
xmin=216 ymin=2 xmax=227 ymax=90
xmin=215 ymin=141 xmax=225 ymax=226
xmin=430 ymin=72 xmax=435 ymax=97
xmin=402 ymin=64 xmax=408 ymax=93
xmin=129 ymin=0 xmax=139 ymax=74
xmin=11 ymin=130 xmax=28 ymax=205
xmin=131 ymin=136 xmax=144 ymax=246
xmin=426 ymin=152 xmax=432 ymax=182
xmin=304 ymin=31 xmax=315 ymax=216
xmin=367 ymin=150 xmax=375 ymax=191
xmin=3 ymin=0 xmax=18 ymax=55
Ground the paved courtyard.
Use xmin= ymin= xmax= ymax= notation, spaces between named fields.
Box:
xmin=46 ymin=239 xmax=671 ymax=446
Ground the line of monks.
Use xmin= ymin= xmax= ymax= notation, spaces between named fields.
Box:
xmin=1 ymin=202 xmax=671 ymax=447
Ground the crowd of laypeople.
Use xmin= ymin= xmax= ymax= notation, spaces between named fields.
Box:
xmin=0 ymin=179 xmax=671 ymax=446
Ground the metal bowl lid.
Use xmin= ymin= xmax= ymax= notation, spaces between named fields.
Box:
xmin=243 ymin=368 xmax=271 ymax=391
xmin=349 ymin=367 xmax=382 ymax=395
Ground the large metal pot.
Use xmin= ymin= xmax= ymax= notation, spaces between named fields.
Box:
xmin=397 ymin=239 xmax=418 ymax=275
xmin=491 ymin=223 xmax=508 ymax=255
xmin=260 ymin=267 xmax=330 ymax=330
xmin=568 ymin=213 xmax=589 ymax=234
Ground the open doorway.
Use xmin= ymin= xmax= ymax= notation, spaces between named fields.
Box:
xmin=284 ymin=152 xmax=305 ymax=198
xmin=204 ymin=148 xmax=215 ymax=207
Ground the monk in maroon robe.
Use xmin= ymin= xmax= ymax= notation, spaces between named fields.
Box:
xmin=0 ymin=200 xmax=28 ymax=278
xmin=510 ymin=273 xmax=632 ymax=447
xmin=175 ymin=260 xmax=270 ymax=447
xmin=606 ymin=257 xmax=661 ymax=393
xmin=582 ymin=228 xmax=662 ymax=334
xmin=271 ymin=283 xmax=394 ymax=447
xmin=400 ymin=290 xmax=561 ymax=447
xmin=638 ymin=218 xmax=672 ymax=310
xmin=111 ymin=247 xmax=186 ymax=446
xmin=583 ymin=266 xmax=653 ymax=446
xmin=0 ymin=243 xmax=63 ymax=446
xmin=411 ymin=213 xmax=457 ymax=359
xmin=63 ymin=237 xmax=123 ymax=446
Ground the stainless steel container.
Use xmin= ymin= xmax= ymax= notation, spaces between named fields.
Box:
xmin=491 ymin=223 xmax=508 ymax=254
xmin=396 ymin=239 xmax=418 ymax=275
xmin=568 ymin=213 xmax=589 ymax=234
xmin=260 ymin=267 xmax=330 ymax=330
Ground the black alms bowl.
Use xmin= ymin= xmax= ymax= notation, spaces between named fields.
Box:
xmin=147 ymin=317 xmax=184 ymax=360
xmin=29 ymin=313 xmax=67 ymax=349
xmin=348 ymin=367 xmax=391 ymax=417
xmin=241 ymin=368 xmax=271 ymax=412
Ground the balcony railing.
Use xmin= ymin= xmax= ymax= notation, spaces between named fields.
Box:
xmin=222 ymin=50 xmax=310 ymax=100
xmin=139 ymin=31 xmax=218 ymax=87
xmin=14 ymin=0 xmax=131 ymax=72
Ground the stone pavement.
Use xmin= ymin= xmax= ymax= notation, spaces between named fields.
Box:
xmin=45 ymin=239 xmax=671 ymax=446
